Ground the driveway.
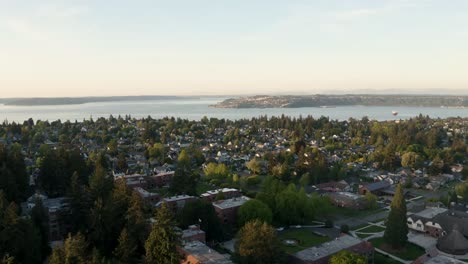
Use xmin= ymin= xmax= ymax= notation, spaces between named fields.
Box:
xmin=408 ymin=232 xmax=437 ymax=251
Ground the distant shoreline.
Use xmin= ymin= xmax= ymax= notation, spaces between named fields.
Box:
xmin=0 ymin=96 xmax=199 ymax=106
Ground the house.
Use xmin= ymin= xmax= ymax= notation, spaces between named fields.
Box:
xmin=327 ymin=192 xmax=367 ymax=210
xmin=148 ymin=171 xmax=175 ymax=187
xmin=315 ymin=181 xmax=350 ymax=193
xmin=200 ymin=188 xmax=241 ymax=202
xmin=158 ymin=195 xmax=197 ymax=214
xmin=290 ymin=234 xmax=374 ymax=264
xmin=134 ymin=187 xmax=160 ymax=205
xmin=182 ymin=225 xmax=206 ymax=244
xmin=358 ymin=180 xmax=391 ymax=196
xmin=212 ymin=196 xmax=250 ymax=226
xmin=407 ymin=207 xmax=447 ymax=236
xmin=22 ymin=193 xmax=70 ymax=241
xmin=179 ymin=240 xmax=233 ymax=264
xmin=430 ymin=210 xmax=468 ymax=238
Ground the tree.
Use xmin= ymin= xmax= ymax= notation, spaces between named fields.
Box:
xmin=0 ymin=144 xmax=28 ymax=203
xmin=179 ymin=200 xmax=224 ymax=242
xmin=113 ymin=228 xmax=138 ymax=264
xmin=170 ymin=150 xmax=198 ymax=195
xmin=88 ymin=198 xmax=113 ymax=255
xmin=383 ymin=184 xmax=408 ymax=249
xmin=126 ymin=192 xmax=147 ymax=249
xmin=31 ymin=198 xmax=50 ymax=259
xmin=1 ymin=255 xmax=14 ymax=264
xmin=462 ymin=165 xmax=468 ymax=180
xmin=246 ymin=158 xmax=262 ymax=175
xmin=0 ymin=201 xmax=42 ymax=264
xmin=238 ymin=199 xmax=273 ymax=227
xmin=144 ymin=203 xmax=181 ymax=264
xmin=455 ymin=182 xmax=468 ymax=203
xmin=401 ymin=152 xmax=423 ymax=169
xmin=364 ymin=192 xmax=378 ymax=210
xmin=203 ymin=162 xmax=230 ymax=180
xmin=147 ymin=143 xmax=165 ymax=163
xmin=235 ymin=220 xmax=284 ymax=264
xmin=256 ymin=176 xmax=285 ymax=216
xmin=329 ymin=250 xmax=367 ymax=264
xmin=49 ymin=233 xmax=88 ymax=264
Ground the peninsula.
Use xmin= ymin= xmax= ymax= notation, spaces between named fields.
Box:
xmin=213 ymin=94 xmax=468 ymax=108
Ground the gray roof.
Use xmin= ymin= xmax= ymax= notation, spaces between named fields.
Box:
xmin=437 ymin=225 xmax=468 ymax=255
xmin=182 ymin=241 xmax=233 ymax=264
xmin=364 ymin=180 xmax=391 ymax=192
xmin=293 ymin=235 xmax=364 ymax=261
xmin=433 ymin=211 xmax=468 ymax=236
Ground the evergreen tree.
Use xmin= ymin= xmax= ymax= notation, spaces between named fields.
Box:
xmin=1 ymin=254 xmax=14 ymax=264
xmin=179 ymin=200 xmax=224 ymax=242
xmin=31 ymin=198 xmax=50 ymax=259
xmin=383 ymin=184 xmax=408 ymax=249
xmin=170 ymin=150 xmax=198 ymax=195
xmin=126 ymin=192 xmax=147 ymax=249
xmin=88 ymin=198 xmax=113 ymax=255
xmin=68 ymin=172 xmax=91 ymax=233
xmin=0 ymin=201 xmax=42 ymax=264
xmin=0 ymin=144 xmax=28 ymax=203
xmin=49 ymin=233 xmax=89 ymax=264
xmin=144 ymin=203 xmax=180 ymax=264
xmin=113 ymin=228 xmax=138 ymax=264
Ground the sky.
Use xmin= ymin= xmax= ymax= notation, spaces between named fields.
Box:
xmin=1 ymin=0 xmax=468 ymax=97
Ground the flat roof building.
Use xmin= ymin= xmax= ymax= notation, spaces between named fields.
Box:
xmin=212 ymin=196 xmax=250 ymax=226
xmin=291 ymin=234 xmax=374 ymax=264
xmin=180 ymin=240 xmax=233 ymax=264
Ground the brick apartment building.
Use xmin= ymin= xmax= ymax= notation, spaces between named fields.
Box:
xmin=212 ymin=196 xmax=250 ymax=226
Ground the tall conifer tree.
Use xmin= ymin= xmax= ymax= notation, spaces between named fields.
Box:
xmin=383 ymin=184 xmax=408 ymax=249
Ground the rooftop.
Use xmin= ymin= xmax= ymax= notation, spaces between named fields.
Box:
xmin=200 ymin=188 xmax=239 ymax=197
xmin=181 ymin=240 xmax=233 ymax=264
xmin=329 ymin=192 xmax=363 ymax=201
xmin=363 ymin=180 xmax=391 ymax=191
xmin=413 ymin=207 xmax=447 ymax=219
xmin=164 ymin=195 xmax=196 ymax=202
xmin=212 ymin=196 xmax=250 ymax=210
xmin=182 ymin=225 xmax=205 ymax=239
xmin=134 ymin=187 xmax=158 ymax=198
xmin=293 ymin=235 xmax=364 ymax=261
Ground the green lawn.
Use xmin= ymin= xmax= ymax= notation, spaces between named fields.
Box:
xmin=369 ymin=237 xmax=425 ymax=261
xmin=351 ymin=223 xmax=371 ymax=231
xmin=278 ymin=229 xmax=331 ymax=254
xmin=356 ymin=233 xmax=372 ymax=239
xmin=329 ymin=206 xmax=385 ymax=219
xmin=374 ymin=252 xmax=402 ymax=264
xmin=357 ymin=225 xmax=386 ymax=233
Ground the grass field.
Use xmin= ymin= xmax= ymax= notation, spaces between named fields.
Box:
xmin=278 ymin=228 xmax=331 ymax=254
xmin=357 ymin=225 xmax=386 ymax=233
xmin=369 ymin=237 xmax=425 ymax=261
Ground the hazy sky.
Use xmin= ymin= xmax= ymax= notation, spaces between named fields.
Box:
xmin=1 ymin=0 xmax=468 ymax=97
